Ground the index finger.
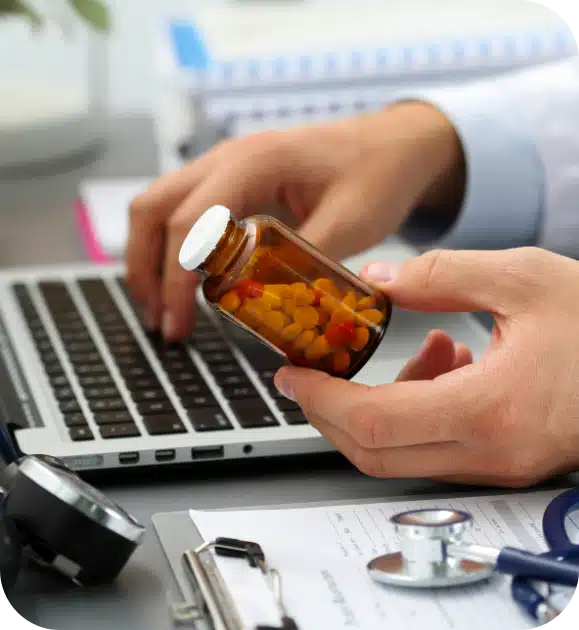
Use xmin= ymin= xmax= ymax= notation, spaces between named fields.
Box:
xmin=124 ymin=154 xmax=218 ymax=325
xmin=275 ymin=366 xmax=483 ymax=449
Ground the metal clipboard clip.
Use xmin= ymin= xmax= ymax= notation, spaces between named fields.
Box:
xmin=170 ymin=537 xmax=299 ymax=630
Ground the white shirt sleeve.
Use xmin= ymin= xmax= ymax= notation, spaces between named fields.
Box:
xmin=397 ymin=57 xmax=579 ymax=258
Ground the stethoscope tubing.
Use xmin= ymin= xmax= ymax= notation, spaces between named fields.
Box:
xmin=509 ymin=487 xmax=579 ymax=622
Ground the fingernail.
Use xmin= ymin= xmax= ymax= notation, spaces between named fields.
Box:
xmin=274 ymin=371 xmax=295 ymax=402
xmin=365 ymin=262 xmax=399 ymax=283
xmin=162 ymin=311 xmax=175 ymax=340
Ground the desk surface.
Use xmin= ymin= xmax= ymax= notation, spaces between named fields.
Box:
xmin=0 ymin=116 xmax=571 ymax=630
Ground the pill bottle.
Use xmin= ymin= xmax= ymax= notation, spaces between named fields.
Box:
xmin=179 ymin=205 xmax=391 ymax=379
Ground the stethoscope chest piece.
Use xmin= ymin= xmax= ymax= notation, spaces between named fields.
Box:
xmin=367 ymin=509 xmax=495 ymax=588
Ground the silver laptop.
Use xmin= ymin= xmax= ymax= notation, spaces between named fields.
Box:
xmin=0 ymin=238 xmax=490 ymax=473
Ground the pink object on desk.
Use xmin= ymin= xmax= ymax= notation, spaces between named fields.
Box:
xmin=74 ymin=178 xmax=153 ymax=264
xmin=75 ymin=199 xmax=111 ymax=264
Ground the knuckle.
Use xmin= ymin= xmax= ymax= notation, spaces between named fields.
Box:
xmin=167 ymin=212 xmax=194 ymax=235
xmin=411 ymin=249 xmax=451 ymax=293
xmin=350 ymin=401 xmax=383 ymax=449
xmin=129 ymin=191 xmax=151 ymax=221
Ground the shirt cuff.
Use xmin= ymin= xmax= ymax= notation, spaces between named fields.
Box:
xmin=394 ymin=84 xmax=544 ymax=251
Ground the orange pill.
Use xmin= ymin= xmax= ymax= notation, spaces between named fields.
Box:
xmin=262 ymin=310 xmax=288 ymax=333
xmin=290 ymin=282 xmax=308 ymax=294
xmin=319 ymin=295 xmax=340 ymax=313
xmin=356 ymin=295 xmax=376 ymax=310
xmin=282 ymin=298 xmax=298 ymax=317
xmin=329 ymin=308 xmax=355 ymax=326
xmin=350 ymin=327 xmax=370 ymax=351
xmin=260 ymin=290 xmax=283 ymax=310
xmin=264 ymin=284 xmax=291 ymax=298
xmin=281 ymin=322 xmax=303 ymax=342
xmin=312 ymin=278 xmax=341 ymax=298
xmin=357 ymin=309 xmax=384 ymax=326
xmin=332 ymin=350 xmax=351 ymax=374
xmin=294 ymin=287 xmax=316 ymax=306
xmin=342 ymin=291 xmax=358 ymax=311
xmin=304 ymin=335 xmax=332 ymax=361
xmin=293 ymin=306 xmax=319 ymax=330
xmin=219 ymin=290 xmax=241 ymax=313
xmin=294 ymin=330 xmax=316 ymax=351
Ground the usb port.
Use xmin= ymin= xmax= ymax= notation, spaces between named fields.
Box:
xmin=119 ymin=452 xmax=139 ymax=465
xmin=191 ymin=446 xmax=224 ymax=460
xmin=155 ymin=449 xmax=176 ymax=463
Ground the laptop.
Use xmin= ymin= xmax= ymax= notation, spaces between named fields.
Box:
xmin=0 ymin=238 xmax=490 ymax=473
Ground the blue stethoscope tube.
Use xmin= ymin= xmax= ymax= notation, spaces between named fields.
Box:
xmin=0 ymin=421 xmax=18 ymax=466
xmin=511 ymin=488 xmax=579 ymax=622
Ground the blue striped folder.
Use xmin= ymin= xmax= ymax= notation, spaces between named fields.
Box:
xmin=167 ymin=19 xmax=577 ymax=93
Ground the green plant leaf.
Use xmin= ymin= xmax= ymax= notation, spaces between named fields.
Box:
xmin=69 ymin=0 xmax=110 ymax=31
xmin=0 ymin=0 xmax=43 ymax=26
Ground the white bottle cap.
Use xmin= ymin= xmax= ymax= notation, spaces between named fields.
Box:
xmin=178 ymin=205 xmax=232 ymax=271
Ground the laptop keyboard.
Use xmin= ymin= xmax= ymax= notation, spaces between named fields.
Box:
xmin=11 ymin=277 xmax=307 ymax=443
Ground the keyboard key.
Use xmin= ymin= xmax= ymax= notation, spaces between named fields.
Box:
xmin=215 ymin=374 xmax=250 ymax=387
xmin=89 ymin=399 xmax=127 ymax=413
xmin=69 ymin=426 xmax=94 ymax=441
xmin=188 ymin=409 xmax=233 ymax=432
xmin=94 ymin=411 xmax=134 ymax=425
xmin=137 ymin=400 xmax=175 ymax=415
xmin=121 ymin=365 xmax=155 ymax=379
xmin=100 ymin=424 xmax=141 ymax=439
xmin=194 ymin=340 xmax=230 ymax=353
xmin=284 ymin=411 xmax=308 ymax=425
xmin=220 ymin=385 xmax=260 ymax=399
xmin=78 ymin=375 xmax=115 ymax=388
xmin=44 ymin=364 xmax=66 ymax=377
xmin=63 ymin=413 xmax=88 ymax=427
xmin=179 ymin=394 xmax=219 ymax=409
xmin=65 ymin=341 xmax=97 ymax=354
xmin=169 ymin=371 xmax=203 ymax=385
xmin=54 ymin=387 xmax=76 ymax=401
xmin=68 ymin=351 xmax=103 ymax=365
xmin=210 ymin=363 xmax=242 ymax=376
xmin=40 ymin=350 xmax=60 ymax=365
xmin=267 ymin=387 xmax=284 ymax=400
xmin=202 ymin=351 xmax=235 ymax=365
xmin=124 ymin=375 xmax=161 ymax=390
xmin=115 ymin=354 xmax=149 ymax=368
xmin=228 ymin=399 xmax=279 ymax=428
xmin=173 ymin=382 xmax=211 ymax=397
xmin=59 ymin=400 xmax=81 ymax=414
xmin=276 ymin=398 xmax=301 ymax=412
xmin=36 ymin=339 xmax=54 ymax=353
xmin=49 ymin=374 xmax=69 ymax=388
xmin=130 ymin=388 xmax=167 ymax=402
xmin=83 ymin=387 xmax=120 ymax=400
xmin=143 ymin=414 xmax=187 ymax=435
xmin=109 ymin=343 xmax=142 ymax=356
xmin=75 ymin=363 xmax=110 ymax=376
xmin=105 ymin=332 xmax=135 ymax=345
xmin=164 ymin=359 xmax=196 ymax=373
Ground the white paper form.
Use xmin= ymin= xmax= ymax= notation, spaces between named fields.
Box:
xmin=190 ymin=489 xmax=578 ymax=630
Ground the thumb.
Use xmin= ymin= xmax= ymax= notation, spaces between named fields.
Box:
xmin=360 ymin=248 xmax=542 ymax=316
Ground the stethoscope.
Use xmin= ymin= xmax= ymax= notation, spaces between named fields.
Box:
xmin=1 ymin=420 xmax=145 ymax=592
xmin=367 ymin=489 xmax=579 ymax=624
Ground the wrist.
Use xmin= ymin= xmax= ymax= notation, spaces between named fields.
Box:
xmin=378 ymin=101 xmax=466 ymax=221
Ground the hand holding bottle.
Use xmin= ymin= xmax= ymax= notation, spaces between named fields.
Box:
xmin=125 ymin=102 xmax=464 ymax=340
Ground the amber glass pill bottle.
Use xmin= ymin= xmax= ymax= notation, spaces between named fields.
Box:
xmin=179 ymin=205 xmax=391 ymax=379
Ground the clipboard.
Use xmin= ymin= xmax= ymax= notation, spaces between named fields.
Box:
xmin=151 ymin=488 xmax=557 ymax=630
xmin=152 ymin=496 xmax=401 ymax=630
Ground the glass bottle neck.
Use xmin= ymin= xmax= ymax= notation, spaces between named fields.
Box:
xmin=197 ymin=218 xmax=248 ymax=277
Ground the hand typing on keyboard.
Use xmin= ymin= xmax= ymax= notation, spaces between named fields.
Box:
xmin=124 ymin=102 xmax=464 ymax=341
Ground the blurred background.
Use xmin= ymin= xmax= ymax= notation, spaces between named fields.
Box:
xmin=0 ymin=0 xmax=576 ymax=263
